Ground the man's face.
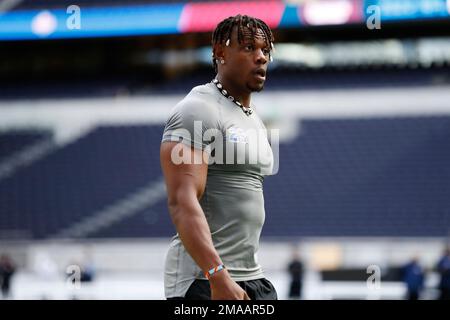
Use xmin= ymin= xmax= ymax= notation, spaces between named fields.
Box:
xmin=221 ymin=26 xmax=271 ymax=93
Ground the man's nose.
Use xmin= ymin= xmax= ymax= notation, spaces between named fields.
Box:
xmin=255 ymin=49 xmax=267 ymax=65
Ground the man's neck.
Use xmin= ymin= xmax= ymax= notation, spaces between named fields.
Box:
xmin=216 ymin=74 xmax=251 ymax=108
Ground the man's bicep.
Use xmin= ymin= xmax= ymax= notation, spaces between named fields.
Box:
xmin=160 ymin=142 xmax=208 ymax=200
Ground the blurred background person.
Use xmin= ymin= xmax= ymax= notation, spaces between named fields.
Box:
xmin=287 ymin=245 xmax=304 ymax=300
xmin=436 ymin=247 xmax=450 ymax=300
xmin=401 ymin=256 xmax=425 ymax=300
xmin=0 ymin=254 xmax=16 ymax=299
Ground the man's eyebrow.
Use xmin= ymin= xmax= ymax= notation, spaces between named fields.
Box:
xmin=243 ymin=38 xmax=269 ymax=45
xmin=241 ymin=35 xmax=267 ymax=43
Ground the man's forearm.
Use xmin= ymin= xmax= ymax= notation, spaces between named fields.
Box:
xmin=169 ymin=200 xmax=224 ymax=274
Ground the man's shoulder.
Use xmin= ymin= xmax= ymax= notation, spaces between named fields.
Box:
xmin=174 ymin=82 xmax=220 ymax=115
xmin=186 ymin=82 xmax=217 ymax=103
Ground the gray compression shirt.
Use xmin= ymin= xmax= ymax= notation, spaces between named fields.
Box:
xmin=161 ymin=82 xmax=274 ymax=298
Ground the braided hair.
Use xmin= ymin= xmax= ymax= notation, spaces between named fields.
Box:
xmin=211 ymin=14 xmax=275 ymax=72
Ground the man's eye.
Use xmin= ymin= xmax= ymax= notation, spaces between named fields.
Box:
xmin=263 ymin=48 xmax=270 ymax=55
xmin=244 ymin=45 xmax=253 ymax=51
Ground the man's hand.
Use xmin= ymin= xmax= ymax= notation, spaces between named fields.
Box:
xmin=209 ymin=270 xmax=250 ymax=300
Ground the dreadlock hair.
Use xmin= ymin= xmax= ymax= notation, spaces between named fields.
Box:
xmin=211 ymin=14 xmax=275 ymax=73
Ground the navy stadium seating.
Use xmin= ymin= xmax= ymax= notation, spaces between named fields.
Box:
xmin=0 ymin=130 xmax=51 ymax=162
xmin=1 ymin=116 xmax=449 ymax=239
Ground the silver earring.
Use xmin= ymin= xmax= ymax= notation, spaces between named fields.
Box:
xmin=220 ymin=59 xmax=225 ymax=65
xmin=225 ymin=39 xmax=230 ymax=46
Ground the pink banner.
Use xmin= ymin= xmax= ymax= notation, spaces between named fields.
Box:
xmin=178 ymin=1 xmax=285 ymax=33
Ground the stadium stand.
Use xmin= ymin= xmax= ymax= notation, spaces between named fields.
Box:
xmin=1 ymin=66 xmax=448 ymax=100
xmin=0 ymin=125 xmax=164 ymax=239
xmin=0 ymin=130 xmax=51 ymax=162
xmin=1 ymin=116 xmax=449 ymax=239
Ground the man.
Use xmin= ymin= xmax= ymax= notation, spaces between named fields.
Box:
xmin=0 ymin=254 xmax=16 ymax=299
xmin=160 ymin=14 xmax=277 ymax=300
xmin=401 ymin=256 xmax=424 ymax=300
xmin=436 ymin=247 xmax=450 ymax=300
xmin=287 ymin=246 xmax=304 ymax=300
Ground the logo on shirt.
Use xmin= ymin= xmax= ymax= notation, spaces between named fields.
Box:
xmin=227 ymin=127 xmax=248 ymax=144
xmin=167 ymin=121 xmax=280 ymax=174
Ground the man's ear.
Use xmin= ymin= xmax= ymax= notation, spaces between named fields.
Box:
xmin=213 ymin=43 xmax=225 ymax=62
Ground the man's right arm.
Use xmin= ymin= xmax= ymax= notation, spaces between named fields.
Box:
xmin=160 ymin=141 xmax=249 ymax=300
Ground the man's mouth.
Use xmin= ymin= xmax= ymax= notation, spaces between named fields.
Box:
xmin=253 ymin=68 xmax=266 ymax=81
